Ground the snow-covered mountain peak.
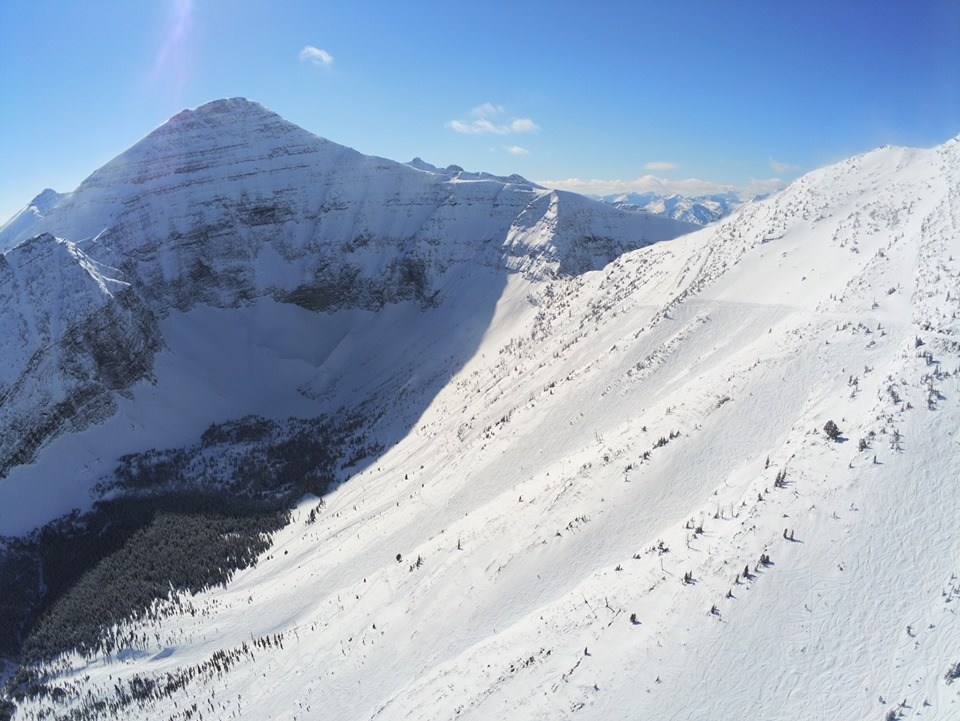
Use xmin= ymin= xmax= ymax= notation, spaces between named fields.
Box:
xmin=72 ymin=97 xmax=337 ymax=196
xmin=177 ymin=96 xmax=272 ymax=118
xmin=407 ymin=156 xmax=439 ymax=172
xmin=26 ymin=189 xmax=62 ymax=214
xmin=156 ymin=97 xmax=295 ymax=139
xmin=0 ymin=190 xmax=68 ymax=252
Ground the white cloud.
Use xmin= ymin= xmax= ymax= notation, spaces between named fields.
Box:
xmin=644 ymin=161 xmax=677 ymax=171
xmin=299 ymin=45 xmax=334 ymax=67
xmin=505 ymin=146 xmax=531 ymax=156
xmin=447 ymin=104 xmax=539 ymax=135
xmin=769 ymin=157 xmax=801 ymax=174
xmin=535 ymin=175 xmax=786 ymax=200
xmin=508 ymin=118 xmax=538 ymax=133
xmin=471 ymin=102 xmax=504 ymax=118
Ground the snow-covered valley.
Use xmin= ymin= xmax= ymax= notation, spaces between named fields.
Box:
xmin=1 ymin=101 xmax=959 ymax=720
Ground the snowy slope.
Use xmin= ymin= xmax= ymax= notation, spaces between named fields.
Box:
xmin=6 ymin=122 xmax=959 ymax=721
xmin=0 ymin=99 xmax=693 ymax=515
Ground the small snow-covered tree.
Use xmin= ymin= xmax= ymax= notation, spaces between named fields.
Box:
xmin=823 ymin=420 xmax=842 ymax=441
xmin=946 ymin=660 xmax=960 ymax=684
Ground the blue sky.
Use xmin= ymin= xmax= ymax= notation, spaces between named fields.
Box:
xmin=1 ymin=0 xmax=958 ymax=221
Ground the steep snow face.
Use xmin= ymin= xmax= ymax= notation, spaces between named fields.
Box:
xmin=9 ymin=129 xmax=959 ymax=721
xmin=0 ymin=98 xmax=693 ymax=503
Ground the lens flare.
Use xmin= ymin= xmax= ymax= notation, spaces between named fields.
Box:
xmin=152 ymin=0 xmax=194 ymax=96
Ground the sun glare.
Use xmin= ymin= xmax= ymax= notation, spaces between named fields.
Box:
xmin=152 ymin=0 xmax=194 ymax=96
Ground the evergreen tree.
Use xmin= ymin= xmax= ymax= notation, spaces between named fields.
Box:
xmin=823 ymin=420 xmax=842 ymax=441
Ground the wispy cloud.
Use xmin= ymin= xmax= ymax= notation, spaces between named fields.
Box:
xmin=505 ymin=146 xmax=531 ymax=156
xmin=769 ymin=157 xmax=801 ymax=174
xmin=508 ymin=118 xmax=538 ymax=133
xmin=644 ymin=161 xmax=677 ymax=171
xmin=536 ymin=175 xmax=786 ymax=200
xmin=299 ymin=45 xmax=334 ymax=67
xmin=471 ymin=102 xmax=504 ymax=118
xmin=448 ymin=118 xmax=540 ymax=135
xmin=447 ymin=103 xmax=539 ymax=135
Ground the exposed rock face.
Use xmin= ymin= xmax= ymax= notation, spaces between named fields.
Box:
xmin=0 ymin=235 xmax=160 ymax=476
xmin=0 ymin=98 xmax=695 ymax=477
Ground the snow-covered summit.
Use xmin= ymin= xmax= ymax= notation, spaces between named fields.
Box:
xmin=26 ymin=188 xmax=63 ymax=214
xmin=0 ymin=189 xmax=68 ymax=252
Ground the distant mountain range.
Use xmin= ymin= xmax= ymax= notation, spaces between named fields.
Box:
xmin=597 ymin=190 xmax=744 ymax=225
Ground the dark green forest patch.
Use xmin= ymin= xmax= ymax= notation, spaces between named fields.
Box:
xmin=1 ymin=411 xmax=380 ymax=705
